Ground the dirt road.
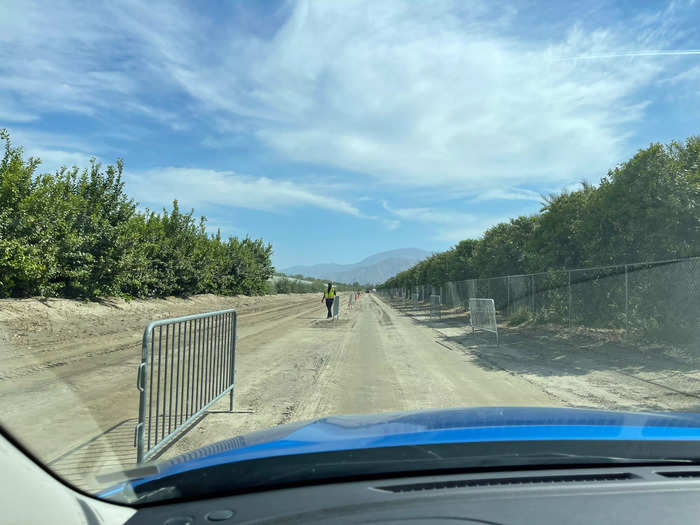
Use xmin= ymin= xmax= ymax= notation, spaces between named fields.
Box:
xmin=166 ymin=293 xmax=560 ymax=464
xmin=2 ymin=292 xmax=698 ymax=493
xmin=0 ymin=293 xmax=322 ymax=488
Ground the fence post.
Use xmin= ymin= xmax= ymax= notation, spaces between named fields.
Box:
xmin=135 ymin=323 xmax=151 ymax=464
xmin=229 ymin=312 xmax=236 ymax=412
xmin=506 ymin=275 xmax=510 ymax=316
xmin=568 ymin=270 xmax=572 ymax=330
xmin=624 ymin=264 xmax=629 ymax=334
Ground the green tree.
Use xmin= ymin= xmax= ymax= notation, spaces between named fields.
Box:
xmin=0 ymin=130 xmax=277 ymax=300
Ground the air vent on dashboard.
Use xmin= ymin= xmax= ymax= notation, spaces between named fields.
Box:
xmin=376 ymin=472 xmax=638 ymax=493
xmin=656 ymin=471 xmax=700 ymax=479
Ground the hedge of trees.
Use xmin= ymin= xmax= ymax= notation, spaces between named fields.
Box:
xmin=271 ymin=276 xmax=324 ymax=294
xmin=381 ymin=136 xmax=700 ymax=289
xmin=271 ymin=274 xmax=365 ymax=294
xmin=0 ymin=130 xmax=274 ymax=299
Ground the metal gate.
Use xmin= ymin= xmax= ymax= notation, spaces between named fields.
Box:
xmin=333 ymin=295 xmax=340 ymax=318
xmin=135 ymin=309 xmax=237 ymax=463
xmin=430 ymin=294 xmax=442 ymax=319
xmin=469 ymin=298 xmax=498 ymax=345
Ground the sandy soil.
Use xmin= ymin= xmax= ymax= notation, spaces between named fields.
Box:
xmin=0 ymin=293 xmax=322 ymax=489
xmin=399 ymin=299 xmax=700 ymax=413
xmin=1 ymin=293 xmax=698 ymax=494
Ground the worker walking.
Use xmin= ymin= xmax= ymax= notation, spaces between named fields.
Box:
xmin=322 ymin=282 xmax=336 ymax=319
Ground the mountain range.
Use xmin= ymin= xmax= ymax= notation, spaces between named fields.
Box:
xmin=282 ymin=248 xmax=430 ymax=285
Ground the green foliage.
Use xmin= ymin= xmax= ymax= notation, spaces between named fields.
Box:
xmin=380 ymin=136 xmax=700 ymax=342
xmin=381 ymin=136 xmax=700 ymax=292
xmin=271 ymin=277 xmax=321 ymax=294
xmin=268 ymin=273 xmax=358 ymax=295
xmin=0 ymin=130 xmax=274 ymax=299
xmin=507 ymin=307 xmax=531 ymax=326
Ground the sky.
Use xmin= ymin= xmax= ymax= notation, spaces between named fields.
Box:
xmin=1 ymin=0 xmax=699 ymax=269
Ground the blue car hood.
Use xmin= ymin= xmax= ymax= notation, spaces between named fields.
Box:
xmin=102 ymin=407 xmax=700 ymax=498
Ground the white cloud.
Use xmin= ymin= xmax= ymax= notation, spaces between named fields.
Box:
xmin=662 ymin=65 xmax=700 ymax=98
xmin=435 ymin=225 xmax=502 ymax=243
xmin=469 ymin=188 xmax=542 ymax=203
xmin=125 ymin=167 xmax=364 ymax=217
xmin=28 ymin=149 xmax=98 ymax=175
xmin=382 ymin=202 xmax=476 ymax=225
xmin=382 ymin=200 xmax=505 ymax=242
xmin=554 ymin=49 xmax=700 ymax=60
xmin=0 ymin=110 xmax=38 ymax=123
xmin=2 ymin=0 xmax=697 ymax=202
xmin=3 ymin=128 xmax=103 ymax=174
xmin=561 ymin=181 xmax=586 ymax=194
xmin=0 ymin=93 xmax=39 ymax=123
xmin=383 ymin=219 xmax=400 ymax=231
xmin=0 ymin=0 xmax=186 ymax=128
xmin=134 ymin=0 xmax=682 ymax=191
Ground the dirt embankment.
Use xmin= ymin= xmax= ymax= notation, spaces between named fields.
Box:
xmin=0 ymin=293 xmax=313 ymax=348
xmin=0 ymin=293 xmax=322 ymax=485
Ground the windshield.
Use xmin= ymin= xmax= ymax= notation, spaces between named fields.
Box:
xmin=1 ymin=0 xmax=699 ymax=504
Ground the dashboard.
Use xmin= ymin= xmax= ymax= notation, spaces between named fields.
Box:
xmin=126 ymin=465 xmax=700 ymax=524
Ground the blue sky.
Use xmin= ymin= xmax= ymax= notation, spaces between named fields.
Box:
xmin=2 ymin=0 xmax=699 ymax=269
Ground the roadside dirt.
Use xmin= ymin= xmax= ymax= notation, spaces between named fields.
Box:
xmin=401 ymin=300 xmax=700 ymax=413
xmin=1 ymin=292 xmax=698 ymax=494
xmin=0 ymin=293 xmax=322 ymax=489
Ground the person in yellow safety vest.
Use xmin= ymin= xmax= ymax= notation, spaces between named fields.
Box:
xmin=321 ymin=282 xmax=336 ymax=319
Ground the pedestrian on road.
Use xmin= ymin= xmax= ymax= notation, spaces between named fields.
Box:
xmin=322 ymin=282 xmax=336 ymax=319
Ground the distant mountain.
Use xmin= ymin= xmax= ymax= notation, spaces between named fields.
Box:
xmin=283 ymin=248 xmax=430 ymax=285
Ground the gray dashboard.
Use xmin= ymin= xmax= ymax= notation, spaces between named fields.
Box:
xmin=125 ymin=465 xmax=700 ymax=524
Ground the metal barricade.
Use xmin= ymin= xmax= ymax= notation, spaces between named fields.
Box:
xmin=469 ymin=298 xmax=498 ymax=345
xmin=430 ymin=294 xmax=442 ymax=319
xmin=135 ymin=309 xmax=237 ymax=463
xmin=333 ymin=295 xmax=340 ymax=318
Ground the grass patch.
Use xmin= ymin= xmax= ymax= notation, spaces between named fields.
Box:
xmin=507 ymin=307 xmax=532 ymax=326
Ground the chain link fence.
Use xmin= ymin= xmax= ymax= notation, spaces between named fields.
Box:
xmin=380 ymin=257 xmax=699 ymax=342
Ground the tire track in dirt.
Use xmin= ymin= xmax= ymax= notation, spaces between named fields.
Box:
xmin=161 ymin=301 xmax=359 ymax=459
xmin=0 ymin=294 xmax=322 ymax=477
xmin=0 ymin=296 xmax=320 ymax=382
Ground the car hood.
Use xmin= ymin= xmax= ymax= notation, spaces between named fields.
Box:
xmin=100 ymin=407 xmax=700 ymax=499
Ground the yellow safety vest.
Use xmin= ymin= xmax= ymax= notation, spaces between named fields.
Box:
xmin=324 ymin=289 xmax=336 ymax=299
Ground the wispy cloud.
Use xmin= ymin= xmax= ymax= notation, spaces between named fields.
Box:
xmin=0 ymin=93 xmax=39 ymax=123
xmin=29 ymin=149 xmax=98 ymax=174
xmin=0 ymin=0 xmax=188 ymax=129
xmin=469 ymin=188 xmax=542 ymax=203
xmin=4 ymin=128 xmax=103 ymax=174
xmin=382 ymin=201 xmax=476 ymax=225
xmin=134 ymin=0 xmax=690 ymax=191
xmin=126 ymin=167 xmax=365 ymax=218
xmin=383 ymin=219 xmax=400 ymax=231
xmin=4 ymin=0 xmax=696 ymax=195
xmin=382 ymin=200 xmax=505 ymax=242
xmin=552 ymin=49 xmax=700 ymax=61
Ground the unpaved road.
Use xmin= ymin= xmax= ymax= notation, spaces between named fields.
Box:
xmin=0 ymin=293 xmax=323 ymax=488
xmin=2 ymin=292 xmax=699 ymax=493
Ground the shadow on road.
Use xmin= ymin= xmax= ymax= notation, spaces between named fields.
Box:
xmin=380 ymin=297 xmax=700 ymax=408
xmin=48 ymin=418 xmax=138 ymax=492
